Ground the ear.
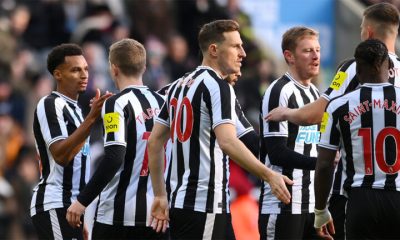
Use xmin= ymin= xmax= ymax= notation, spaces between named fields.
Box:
xmin=110 ymin=64 xmax=119 ymax=77
xmin=208 ymin=43 xmax=218 ymax=58
xmin=283 ymin=50 xmax=294 ymax=65
xmin=53 ymin=69 xmax=62 ymax=82
xmin=367 ymin=25 xmax=374 ymax=39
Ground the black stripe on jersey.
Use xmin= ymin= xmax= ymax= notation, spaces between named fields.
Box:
xmin=45 ymin=94 xmax=63 ymax=138
xmin=360 ymin=87 xmax=375 ymax=188
xmin=324 ymin=59 xmax=357 ymax=97
xmin=336 ymin=103 xmax=355 ymax=191
xmin=166 ymin=149 xmax=173 ymax=202
xmin=309 ymin=87 xmax=319 ymax=101
xmin=221 ymin=153 xmax=228 ymax=213
xmin=62 ymin=107 xmax=76 ymax=207
xmin=207 ymin=70 xmax=232 ymax=119
xmin=33 ymin=109 xmax=50 ymax=213
xmin=113 ymin=95 xmax=136 ymax=225
xmin=383 ymin=86 xmax=398 ymax=190
xmin=203 ymin=87 xmax=216 ymax=212
xmin=133 ymin=88 xmax=153 ymax=225
xmin=268 ymin=77 xmax=291 ymax=132
xmin=170 ymin=84 xmax=185 ymax=208
xmin=183 ymin=83 xmax=203 ymax=210
xmin=286 ymin=93 xmax=299 ymax=150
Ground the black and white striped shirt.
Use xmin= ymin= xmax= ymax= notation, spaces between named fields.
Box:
xmin=31 ymin=91 xmax=90 ymax=216
xmin=158 ymin=80 xmax=253 ymax=202
xmin=320 ymin=83 xmax=400 ymax=192
xmin=323 ymin=53 xmax=400 ymax=195
xmin=156 ymin=66 xmax=237 ymax=213
xmin=95 ymin=86 xmax=164 ymax=226
xmin=260 ymin=73 xmax=319 ymax=214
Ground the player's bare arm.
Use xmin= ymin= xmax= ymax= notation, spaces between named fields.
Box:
xmin=214 ymin=123 xmax=293 ymax=204
xmin=266 ymin=97 xmax=328 ymax=126
xmin=148 ymin=122 xmax=171 ymax=233
xmin=314 ymin=147 xmax=336 ymax=239
xmin=50 ymin=89 xmax=112 ymax=166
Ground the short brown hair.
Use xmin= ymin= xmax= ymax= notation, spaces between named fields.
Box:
xmin=109 ymin=38 xmax=146 ymax=76
xmin=198 ymin=20 xmax=240 ymax=53
xmin=364 ymin=3 xmax=399 ymax=37
xmin=281 ymin=26 xmax=319 ymax=54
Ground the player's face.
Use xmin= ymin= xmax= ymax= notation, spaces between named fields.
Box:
xmin=291 ymin=36 xmax=320 ymax=80
xmin=55 ymin=55 xmax=89 ymax=99
xmin=217 ymin=31 xmax=246 ymax=77
xmin=226 ymin=71 xmax=242 ymax=86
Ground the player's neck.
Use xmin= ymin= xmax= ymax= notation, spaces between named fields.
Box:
xmin=116 ymin=76 xmax=143 ymax=90
xmin=56 ymin=87 xmax=79 ymax=101
xmin=201 ymin=59 xmax=228 ymax=79
xmin=287 ymin=69 xmax=312 ymax=87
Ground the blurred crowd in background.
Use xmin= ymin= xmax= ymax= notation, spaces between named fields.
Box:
xmin=0 ymin=0 xmax=393 ymax=239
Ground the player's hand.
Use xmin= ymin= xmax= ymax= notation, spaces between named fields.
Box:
xmin=264 ymin=106 xmax=290 ymax=122
xmin=268 ymin=171 xmax=293 ymax=204
xmin=66 ymin=201 xmax=86 ymax=228
xmin=314 ymin=208 xmax=335 ymax=240
xmin=149 ymin=196 xmax=169 ymax=233
xmin=87 ymin=89 xmax=113 ymax=120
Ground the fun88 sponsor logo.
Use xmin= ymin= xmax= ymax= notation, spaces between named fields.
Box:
xmin=295 ymin=125 xmax=320 ymax=144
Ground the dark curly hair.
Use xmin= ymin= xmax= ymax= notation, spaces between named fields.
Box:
xmin=354 ymin=39 xmax=388 ymax=77
xmin=47 ymin=43 xmax=83 ymax=75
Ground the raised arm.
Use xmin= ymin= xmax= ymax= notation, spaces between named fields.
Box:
xmin=265 ymin=97 xmax=328 ymax=126
xmin=50 ymin=89 xmax=112 ymax=166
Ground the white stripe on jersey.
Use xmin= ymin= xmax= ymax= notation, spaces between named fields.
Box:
xmin=157 ymin=66 xmax=236 ymax=213
xmin=96 ymin=86 xmax=164 ymax=226
xmin=260 ymin=73 xmax=319 ymax=214
xmin=267 ymin=214 xmax=277 ymax=240
xmin=202 ymin=213 xmax=216 ymax=240
xmin=320 ymin=83 xmax=400 ymax=192
xmin=31 ymin=91 xmax=90 ymax=216
xmin=49 ymin=209 xmax=62 ymax=240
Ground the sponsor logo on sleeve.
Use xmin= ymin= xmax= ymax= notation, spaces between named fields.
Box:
xmin=330 ymin=71 xmax=347 ymax=90
xmin=104 ymin=112 xmax=120 ymax=133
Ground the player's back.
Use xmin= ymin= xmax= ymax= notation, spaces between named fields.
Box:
xmin=97 ymin=86 xmax=165 ymax=226
xmin=322 ymin=83 xmax=400 ymax=192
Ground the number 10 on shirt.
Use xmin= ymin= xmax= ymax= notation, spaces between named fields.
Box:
xmin=170 ymin=97 xmax=193 ymax=143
